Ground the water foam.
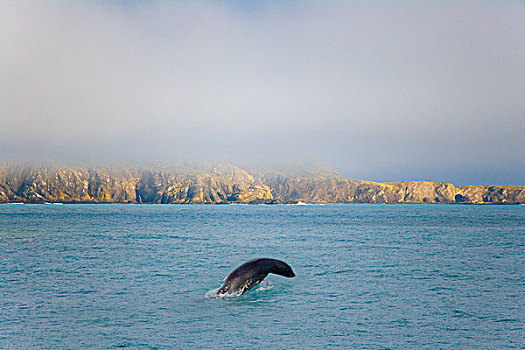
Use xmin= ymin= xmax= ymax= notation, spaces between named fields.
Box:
xmin=256 ymin=279 xmax=273 ymax=291
xmin=204 ymin=288 xmax=243 ymax=299
xmin=204 ymin=279 xmax=273 ymax=299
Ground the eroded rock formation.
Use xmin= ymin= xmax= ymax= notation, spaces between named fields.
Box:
xmin=0 ymin=164 xmax=523 ymax=204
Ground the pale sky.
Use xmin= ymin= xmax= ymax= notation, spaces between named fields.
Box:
xmin=2 ymin=0 xmax=524 ymax=185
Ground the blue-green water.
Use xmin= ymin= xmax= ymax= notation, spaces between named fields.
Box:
xmin=0 ymin=204 xmax=523 ymax=349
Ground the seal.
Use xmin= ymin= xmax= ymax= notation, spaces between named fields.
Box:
xmin=217 ymin=258 xmax=295 ymax=296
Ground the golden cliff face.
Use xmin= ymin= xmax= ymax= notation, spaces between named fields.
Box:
xmin=0 ymin=165 xmax=275 ymax=204
xmin=0 ymin=165 xmax=523 ymax=204
xmin=256 ymin=170 xmax=525 ymax=204
xmin=0 ymin=167 xmax=139 ymax=203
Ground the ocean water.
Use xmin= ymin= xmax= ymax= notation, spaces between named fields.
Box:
xmin=0 ymin=203 xmax=523 ymax=349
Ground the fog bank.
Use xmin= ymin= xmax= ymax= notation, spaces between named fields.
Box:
xmin=2 ymin=1 xmax=524 ymax=185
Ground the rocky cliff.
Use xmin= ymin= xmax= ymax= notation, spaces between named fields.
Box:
xmin=0 ymin=165 xmax=523 ymax=204
xmin=256 ymin=168 xmax=525 ymax=204
xmin=0 ymin=165 xmax=274 ymax=204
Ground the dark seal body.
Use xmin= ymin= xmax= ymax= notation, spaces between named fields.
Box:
xmin=217 ymin=258 xmax=295 ymax=295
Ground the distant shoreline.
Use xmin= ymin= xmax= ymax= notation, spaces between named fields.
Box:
xmin=1 ymin=202 xmax=523 ymax=206
xmin=1 ymin=165 xmax=524 ymax=205
xmin=0 ymin=202 xmax=525 ymax=206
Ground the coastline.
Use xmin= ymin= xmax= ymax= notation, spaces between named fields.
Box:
xmin=1 ymin=165 xmax=524 ymax=205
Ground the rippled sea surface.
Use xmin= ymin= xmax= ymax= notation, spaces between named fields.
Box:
xmin=1 ymin=204 xmax=524 ymax=349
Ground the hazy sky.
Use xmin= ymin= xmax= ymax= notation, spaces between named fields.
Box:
xmin=2 ymin=0 xmax=524 ymax=185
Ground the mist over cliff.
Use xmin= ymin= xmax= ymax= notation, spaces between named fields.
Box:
xmin=2 ymin=1 xmax=525 ymax=185
xmin=1 ymin=164 xmax=523 ymax=205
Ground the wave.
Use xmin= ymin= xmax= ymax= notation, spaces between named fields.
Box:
xmin=290 ymin=201 xmax=325 ymax=205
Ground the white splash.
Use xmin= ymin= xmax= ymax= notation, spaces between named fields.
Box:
xmin=204 ymin=288 xmax=220 ymax=299
xmin=256 ymin=279 xmax=273 ymax=292
xmin=204 ymin=288 xmax=242 ymax=299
